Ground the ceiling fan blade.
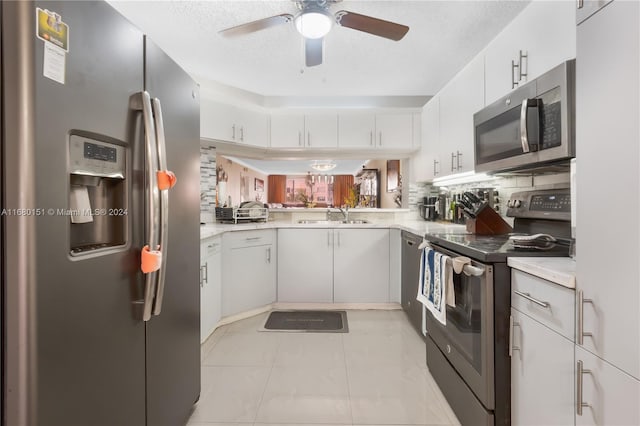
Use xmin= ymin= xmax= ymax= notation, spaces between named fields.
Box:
xmin=335 ymin=10 xmax=409 ymax=41
xmin=305 ymin=38 xmax=323 ymax=67
xmin=219 ymin=14 xmax=293 ymax=37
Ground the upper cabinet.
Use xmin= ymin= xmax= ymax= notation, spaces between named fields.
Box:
xmin=375 ymin=114 xmax=414 ymax=150
xmin=338 ymin=111 xmax=414 ymax=150
xmin=270 ymin=113 xmax=305 ymax=148
xmin=484 ymin=1 xmax=576 ymax=105
xmin=412 ymin=95 xmax=440 ymax=183
xmin=270 ymin=112 xmax=338 ymax=149
xmin=577 ymin=0 xmax=613 ymax=25
xmin=338 ymin=112 xmax=377 ymax=149
xmin=200 ymin=98 xmax=268 ymax=147
xmin=438 ymin=54 xmax=485 ymax=175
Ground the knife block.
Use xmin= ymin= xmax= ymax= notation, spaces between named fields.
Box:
xmin=466 ymin=204 xmax=513 ymax=235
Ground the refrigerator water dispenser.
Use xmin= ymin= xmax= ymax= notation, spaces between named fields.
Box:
xmin=69 ymin=135 xmax=127 ymax=255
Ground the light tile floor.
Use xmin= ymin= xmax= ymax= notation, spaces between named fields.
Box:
xmin=188 ymin=309 xmax=461 ymax=426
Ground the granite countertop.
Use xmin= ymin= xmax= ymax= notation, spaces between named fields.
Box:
xmin=508 ymin=257 xmax=577 ymax=289
xmin=200 ymin=219 xmax=466 ymax=240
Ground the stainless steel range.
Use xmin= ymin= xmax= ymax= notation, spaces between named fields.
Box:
xmin=424 ymin=188 xmax=572 ymax=426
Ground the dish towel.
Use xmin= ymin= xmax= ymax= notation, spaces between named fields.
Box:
xmin=417 ymin=247 xmax=453 ymax=326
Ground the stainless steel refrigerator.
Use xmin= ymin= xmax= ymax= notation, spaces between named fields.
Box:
xmin=2 ymin=2 xmax=201 ymax=425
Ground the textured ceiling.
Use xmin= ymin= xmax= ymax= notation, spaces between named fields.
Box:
xmin=108 ymin=0 xmax=529 ymax=98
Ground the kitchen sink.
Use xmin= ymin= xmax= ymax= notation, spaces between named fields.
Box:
xmin=297 ymin=219 xmax=370 ymax=225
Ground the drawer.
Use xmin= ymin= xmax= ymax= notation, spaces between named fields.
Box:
xmin=223 ymin=229 xmax=275 ymax=249
xmin=201 ymin=236 xmax=222 ymax=257
xmin=511 ymin=269 xmax=575 ymax=341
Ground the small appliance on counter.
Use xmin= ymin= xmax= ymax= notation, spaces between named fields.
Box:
xmin=418 ymin=196 xmax=439 ymax=221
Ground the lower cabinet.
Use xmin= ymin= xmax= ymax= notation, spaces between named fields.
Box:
xmin=277 ymin=229 xmax=333 ymax=302
xmin=277 ymin=228 xmax=390 ymax=303
xmin=510 ymin=269 xmax=576 ymax=425
xmin=333 ymin=228 xmax=390 ymax=303
xmin=222 ymin=230 xmax=276 ymax=317
xmin=575 ymin=345 xmax=640 ymax=426
xmin=510 ymin=308 xmax=575 ymax=425
xmin=200 ymin=236 xmax=222 ymax=343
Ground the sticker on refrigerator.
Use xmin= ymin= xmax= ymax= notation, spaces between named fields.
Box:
xmin=36 ymin=8 xmax=68 ymax=84
xmin=43 ymin=43 xmax=66 ymax=85
xmin=36 ymin=8 xmax=69 ymax=51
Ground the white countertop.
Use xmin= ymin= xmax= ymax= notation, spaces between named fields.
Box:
xmin=268 ymin=207 xmax=411 ymax=213
xmin=508 ymin=257 xmax=577 ymax=289
xmin=200 ymin=219 xmax=466 ymax=240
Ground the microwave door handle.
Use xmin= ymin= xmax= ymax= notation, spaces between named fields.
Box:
xmin=520 ymin=98 xmax=531 ymax=153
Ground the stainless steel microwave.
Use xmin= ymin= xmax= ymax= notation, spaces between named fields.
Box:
xmin=474 ymin=60 xmax=575 ymax=173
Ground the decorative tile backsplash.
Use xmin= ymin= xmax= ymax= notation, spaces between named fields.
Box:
xmin=200 ymin=144 xmax=217 ymax=212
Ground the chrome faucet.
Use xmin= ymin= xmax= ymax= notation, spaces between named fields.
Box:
xmin=338 ymin=206 xmax=349 ymax=222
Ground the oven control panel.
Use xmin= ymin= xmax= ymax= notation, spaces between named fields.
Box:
xmin=506 ymin=188 xmax=571 ymax=221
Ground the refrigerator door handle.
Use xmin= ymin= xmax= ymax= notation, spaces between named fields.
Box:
xmin=152 ymin=97 xmax=170 ymax=316
xmin=131 ymin=91 xmax=161 ymax=321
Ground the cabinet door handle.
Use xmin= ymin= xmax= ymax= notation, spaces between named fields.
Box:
xmin=451 ymin=152 xmax=456 ymax=172
xmin=577 ymin=290 xmax=594 ymax=345
xmin=577 ymin=0 xmax=584 ymax=9
xmin=508 ymin=315 xmax=521 ymax=357
xmin=518 ymin=50 xmax=528 ymax=82
xmin=266 ymin=247 xmax=271 ymax=263
xmin=511 ymin=60 xmax=519 ymax=89
xmin=576 ymin=360 xmax=592 ymax=415
xmin=245 ymin=237 xmax=262 ymax=241
xmin=370 ymin=131 xmax=373 ymax=146
xmin=514 ymin=290 xmax=549 ymax=308
xmin=379 ymin=131 xmax=382 ymax=146
xmin=232 ymin=124 xmax=236 ymax=140
xmin=240 ymin=126 xmax=244 ymax=142
xmin=456 ymin=151 xmax=462 ymax=170
xmin=433 ymin=159 xmax=439 ymax=176
xmin=308 ymin=131 xmax=311 ymax=146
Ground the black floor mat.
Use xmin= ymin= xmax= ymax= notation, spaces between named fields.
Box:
xmin=262 ymin=310 xmax=349 ymax=333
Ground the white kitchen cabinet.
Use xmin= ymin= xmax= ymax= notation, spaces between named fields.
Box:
xmin=270 ymin=114 xmax=305 ymax=148
xmin=305 ymin=114 xmax=338 ymax=148
xmin=277 ymin=229 xmax=333 ymax=303
xmin=575 ymin=345 xmax=640 ymax=426
xmin=438 ymin=55 xmax=484 ymax=175
xmin=577 ymin=0 xmax=612 ymax=25
xmin=484 ymin=1 xmax=576 ymax=105
xmin=270 ymin=112 xmax=338 ymax=148
xmin=375 ymin=114 xmax=413 ymax=150
xmin=222 ymin=230 xmax=276 ymax=317
xmin=338 ymin=112 xmax=376 ymax=149
xmin=510 ymin=308 xmax=574 ymax=426
xmin=576 ymin=0 xmax=640 ymax=379
xmin=411 ymin=96 xmax=440 ymax=182
xmin=333 ymin=228 xmax=390 ymax=303
xmin=200 ymin=236 xmax=222 ymax=343
xmin=201 ymin=99 xmax=268 ymax=147
xmin=338 ymin=112 xmax=414 ymax=150
xmin=276 ymin=228 xmax=390 ymax=304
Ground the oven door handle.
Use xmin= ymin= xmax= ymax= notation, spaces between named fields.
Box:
xmin=417 ymin=241 xmax=485 ymax=277
xmin=462 ymin=264 xmax=485 ymax=277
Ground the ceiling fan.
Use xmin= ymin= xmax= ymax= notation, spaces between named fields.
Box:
xmin=219 ymin=0 xmax=410 ymax=67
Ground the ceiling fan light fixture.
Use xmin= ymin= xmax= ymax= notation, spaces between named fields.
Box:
xmin=294 ymin=9 xmax=333 ymax=39
xmin=310 ymin=160 xmax=337 ymax=172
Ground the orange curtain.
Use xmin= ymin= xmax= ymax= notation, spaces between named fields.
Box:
xmin=333 ymin=175 xmax=354 ymax=207
xmin=268 ymin=175 xmax=286 ymax=203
